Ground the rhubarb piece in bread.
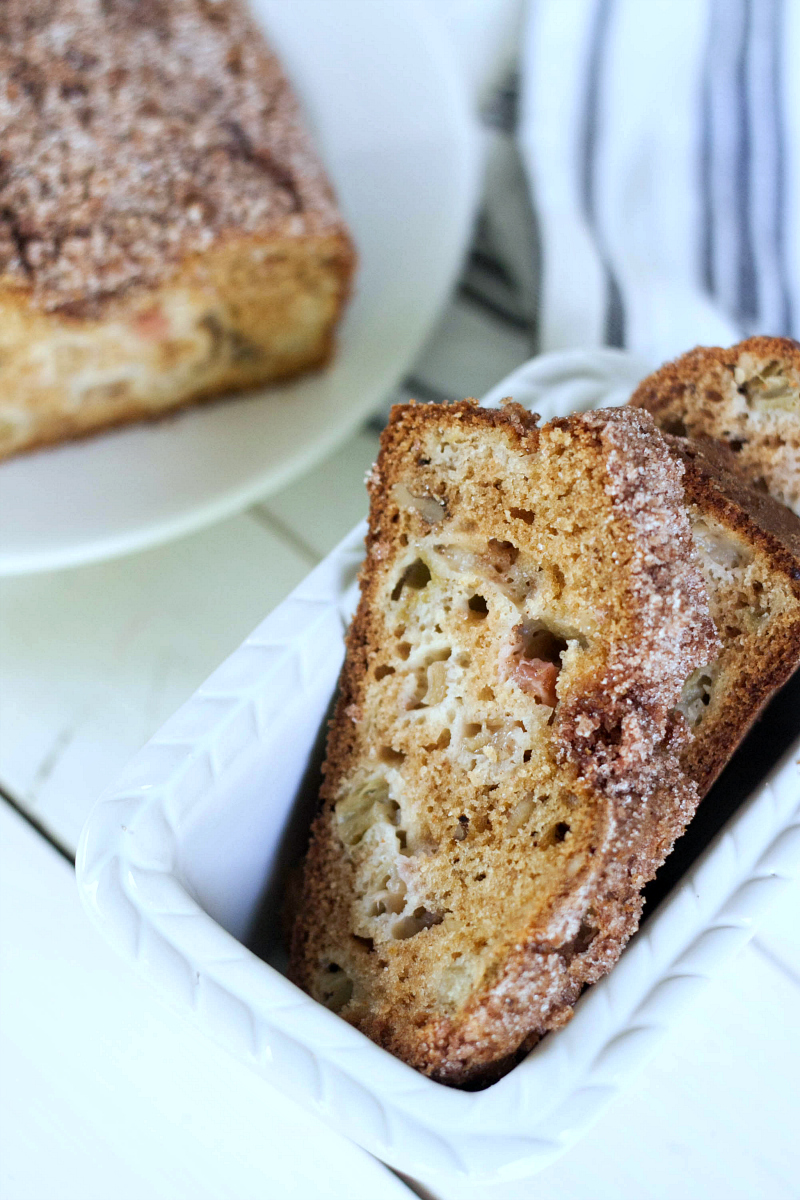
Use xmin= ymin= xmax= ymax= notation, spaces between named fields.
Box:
xmin=672 ymin=436 xmax=800 ymax=796
xmin=0 ymin=0 xmax=354 ymax=460
xmin=630 ymin=337 xmax=800 ymax=514
xmin=290 ymin=402 xmax=717 ymax=1085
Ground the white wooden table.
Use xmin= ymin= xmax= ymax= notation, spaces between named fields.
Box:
xmin=1 ymin=282 xmax=799 ymax=1200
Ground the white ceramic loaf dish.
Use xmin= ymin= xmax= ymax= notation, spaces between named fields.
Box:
xmin=77 ymin=350 xmax=800 ymax=1191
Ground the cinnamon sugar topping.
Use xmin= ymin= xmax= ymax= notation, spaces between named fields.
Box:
xmin=0 ymin=0 xmax=345 ymax=313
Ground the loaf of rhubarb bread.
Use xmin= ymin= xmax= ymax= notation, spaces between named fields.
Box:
xmin=0 ymin=0 xmax=354 ymax=459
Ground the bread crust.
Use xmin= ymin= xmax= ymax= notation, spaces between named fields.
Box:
xmin=290 ymin=402 xmax=716 ymax=1086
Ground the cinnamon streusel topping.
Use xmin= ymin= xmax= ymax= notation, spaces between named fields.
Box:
xmin=0 ymin=0 xmax=345 ymax=314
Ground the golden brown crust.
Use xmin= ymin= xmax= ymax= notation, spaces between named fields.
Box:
xmin=630 ymin=336 xmax=800 ymax=514
xmin=552 ymin=406 xmax=717 ymax=791
xmin=290 ymin=401 xmax=716 ymax=1086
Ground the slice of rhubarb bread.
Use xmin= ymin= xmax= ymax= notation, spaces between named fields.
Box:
xmin=630 ymin=336 xmax=800 ymax=515
xmin=671 ymin=435 xmax=800 ymax=795
xmin=289 ymin=401 xmax=717 ymax=1086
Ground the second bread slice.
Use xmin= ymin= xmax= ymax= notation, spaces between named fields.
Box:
xmin=671 ymin=435 xmax=800 ymax=794
xmin=630 ymin=336 xmax=800 ymax=515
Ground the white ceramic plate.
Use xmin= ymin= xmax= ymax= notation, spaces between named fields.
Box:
xmin=0 ymin=0 xmax=479 ymax=576
xmin=77 ymin=350 xmax=800 ymax=1194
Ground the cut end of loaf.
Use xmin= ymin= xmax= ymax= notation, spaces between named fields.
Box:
xmin=0 ymin=231 xmax=354 ymax=460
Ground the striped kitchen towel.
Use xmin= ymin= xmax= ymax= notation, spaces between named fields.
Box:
xmin=517 ymin=0 xmax=795 ymax=366
xmin=377 ymin=0 xmax=797 ymax=425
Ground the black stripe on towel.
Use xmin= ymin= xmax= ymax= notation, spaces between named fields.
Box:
xmin=735 ymin=0 xmax=759 ymax=325
xmin=581 ymin=0 xmax=625 ymax=348
xmin=458 ymin=281 xmax=532 ymax=332
xmin=700 ymin=6 xmax=715 ymax=296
